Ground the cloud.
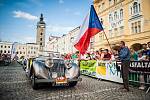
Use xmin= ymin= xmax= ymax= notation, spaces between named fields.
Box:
xmin=47 ymin=25 xmax=74 ymax=35
xmin=13 ymin=10 xmax=38 ymax=21
xmin=59 ymin=0 xmax=64 ymax=4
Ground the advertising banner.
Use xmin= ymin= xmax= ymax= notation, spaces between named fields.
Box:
xmin=80 ymin=60 xmax=97 ymax=77
xmin=96 ymin=61 xmax=123 ymax=83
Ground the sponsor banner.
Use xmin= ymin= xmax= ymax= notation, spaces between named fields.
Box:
xmin=96 ymin=61 xmax=123 ymax=83
xmin=80 ymin=60 xmax=97 ymax=77
xmin=80 ymin=60 xmax=150 ymax=84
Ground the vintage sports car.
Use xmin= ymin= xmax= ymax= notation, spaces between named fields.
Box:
xmin=26 ymin=52 xmax=82 ymax=89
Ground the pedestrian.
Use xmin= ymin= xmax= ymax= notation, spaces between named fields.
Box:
xmin=118 ymin=41 xmax=130 ymax=92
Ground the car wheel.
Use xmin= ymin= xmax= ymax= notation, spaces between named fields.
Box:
xmin=69 ymin=81 xmax=77 ymax=87
xmin=31 ymin=72 xmax=38 ymax=90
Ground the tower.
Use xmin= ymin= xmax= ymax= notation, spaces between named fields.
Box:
xmin=36 ymin=14 xmax=46 ymax=51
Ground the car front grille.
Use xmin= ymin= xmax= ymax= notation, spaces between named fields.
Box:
xmin=51 ymin=60 xmax=66 ymax=77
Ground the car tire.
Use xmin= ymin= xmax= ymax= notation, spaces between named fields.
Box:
xmin=69 ymin=81 xmax=77 ymax=87
xmin=31 ymin=72 xmax=38 ymax=90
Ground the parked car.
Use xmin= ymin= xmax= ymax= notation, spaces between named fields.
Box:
xmin=26 ymin=52 xmax=82 ymax=89
xmin=0 ymin=53 xmax=11 ymax=66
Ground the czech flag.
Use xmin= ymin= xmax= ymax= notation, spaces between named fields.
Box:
xmin=74 ymin=5 xmax=103 ymax=55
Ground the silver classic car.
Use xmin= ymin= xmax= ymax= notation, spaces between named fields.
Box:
xmin=26 ymin=52 xmax=82 ymax=89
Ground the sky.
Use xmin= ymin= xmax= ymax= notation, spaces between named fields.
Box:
xmin=0 ymin=0 xmax=93 ymax=43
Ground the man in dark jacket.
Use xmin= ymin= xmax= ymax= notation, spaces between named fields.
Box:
xmin=118 ymin=41 xmax=130 ymax=91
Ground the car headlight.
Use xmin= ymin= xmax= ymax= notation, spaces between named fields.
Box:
xmin=45 ymin=59 xmax=54 ymax=68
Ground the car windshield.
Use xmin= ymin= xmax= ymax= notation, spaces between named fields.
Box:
xmin=35 ymin=56 xmax=64 ymax=63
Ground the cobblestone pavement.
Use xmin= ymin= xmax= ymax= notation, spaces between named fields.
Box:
xmin=0 ymin=61 xmax=150 ymax=100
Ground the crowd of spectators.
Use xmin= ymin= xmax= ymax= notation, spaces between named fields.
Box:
xmin=62 ymin=42 xmax=150 ymax=61
xmin=130 ymin=42 xmax=150 ymax=61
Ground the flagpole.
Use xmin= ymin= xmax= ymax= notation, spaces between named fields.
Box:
xmin=102 ymin=30 xmax=113 ymax=53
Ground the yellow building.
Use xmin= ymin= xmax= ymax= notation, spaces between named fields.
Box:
xmin=93 ymin=0 xmax=150 ymax=50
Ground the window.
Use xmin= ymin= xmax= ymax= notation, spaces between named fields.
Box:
xmin=130 ymin=7 xmax=132 ymax=15
xmin=28 ymin=51 xmax=30 ymax=54
xmin=100 ymin=18 xmax=103 ymax=25
xmin=40 ymin=43 xmax=42 ymax=45
xmin=114 ymin=11 xmax=117 ymax=20
xmin=131 ymin=23 xmax=134 ymax=33
xmin=1 ymin=45 xmax=3 ymax=48
xmin=8 ymin=46 xmax=10 ymax=48
xmin=99 ymin=5 xmax=101 ymax=11
xmin=135 ymin=22 xmax=138 ymax=33
xmin=114 ymin=0 xmax=117 ymax=4
xmin=34 ymin=51 xmax=36 ymax=54
xmin=131 ymin=2 xmax=141 ymax=15
xmin=31 ymin=47 xmax=33 ymax=49
xmin=8 ymin=50 xmax=10 ymax=53
xmin=0 ymin=50 xmax=2 ymax=53
xmin=120 ymin=9 xmax=123 ymax=19
xmin=133 ymin=2 xmax=138 ymax=14
xmin=41 ymin=33 xmax=43 ymax=35
xmin=109 ymin=14 xmax=112 ymax=22
xmin=131 ymin=21 xmax=141 ymax=34
xmin=138 ymin=3 xmax=141 ymax=12
xmin=102 ymin=2 xmax=105 ymax=10
xmin=20 ymin=51 xmax=22 ymax=54
xmin=40 ymin=38 xmax=42 ymax=41
xmin=4 ymin=50 xmax=6 ymax=53
xmin=5 ymin=46 xmax=7 ymax=48
xmin=109 ymin=0 xmax=112 ymax=5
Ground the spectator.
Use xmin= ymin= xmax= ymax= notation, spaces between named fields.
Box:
xmin=130 ymin=48 xmax=138 ymax=61
xmin=138 ymin=50 xmax=147 ymax=61
xmin=118 ymin=41 xmax=130 ymax=92
xmin=147 ymin=42 xmax=150 ymax=61
xmin=99 ymin=48 xmax=103 ymax=59
xmin=101 ymin=49 xmax=111 ymax=60
xmin=142 ymin=43 xmax=148 ymax=56
xmin=95 ymin=50 xmax=101 ymax=60
xmin=85 ymin=53 xmax=91 ymax=60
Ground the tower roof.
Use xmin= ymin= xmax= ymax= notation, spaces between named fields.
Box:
xmin=37 ymin=13 xmax=45 ymax=24
xmin=40 ymin=13 xmax=43 ymax=21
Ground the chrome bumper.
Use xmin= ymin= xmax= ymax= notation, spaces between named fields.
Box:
xmin=35 ymin=77 xmax=82 ymax=83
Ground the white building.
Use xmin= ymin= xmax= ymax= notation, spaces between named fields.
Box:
xmin=0 ymin=41 xmax=39 ymax=59
xmin=0 ymin=41 xmax=12 ymax=54
xmin=45 ymin=36 xmax=60 ymax=52
xmin=25 ymin=43 xmax=39 ymax=58
xmin=45 ymin=26 xmax=80 ymax=54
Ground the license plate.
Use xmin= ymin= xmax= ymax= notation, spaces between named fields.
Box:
xmin=56 ymin=77 xmax=67 ymax=84
xmin=56 ymin=81 xmax=67 ymax=84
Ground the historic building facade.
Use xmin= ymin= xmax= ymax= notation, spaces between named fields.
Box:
xmin=94 ymin=0 xmax=150 ymax=50
xmin=46 ymin=27 xmax=80 ymax=54
xmin=36 ymin=14 xmax=46 ymax=52
xmin=0 ymin=41 xmax=39 ymax=59
xmin=0 ymin=41 xmax=12 ymax=54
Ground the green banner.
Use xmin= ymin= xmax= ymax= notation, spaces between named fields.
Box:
xmin=80 ymin=60 xmax=97 ymax=77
